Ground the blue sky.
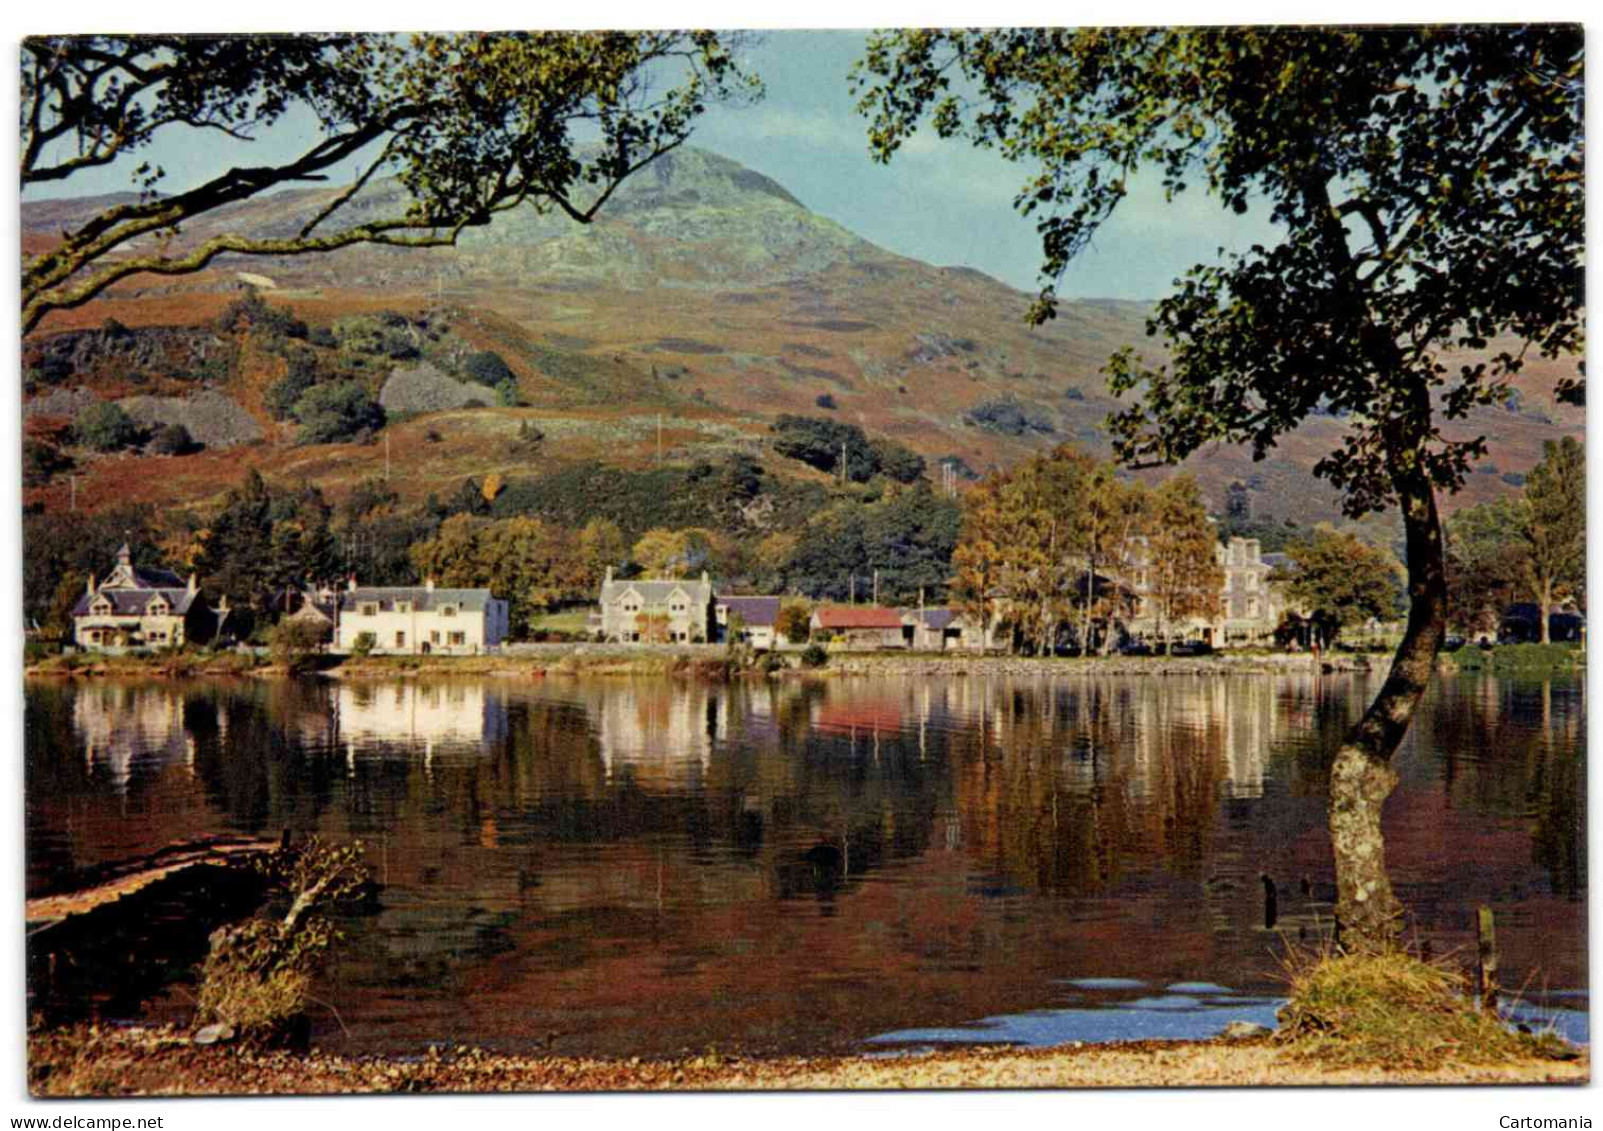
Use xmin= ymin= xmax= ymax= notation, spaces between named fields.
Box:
xmin=27 ymin=28 xmax=1277 ymax=301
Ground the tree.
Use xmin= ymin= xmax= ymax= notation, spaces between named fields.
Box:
xmin=856 ymin=25 xmax=1582 ymax=949
xmin=410 ymin=514 xmax=588 ymax=636
xmin=1144 ymin=476 xmax=1224 ymax=651
xmin=1445 ymin=497 xmax=1529 ymax=637
xmin=22 ymin=33 xmax=757 ymax=332
xmin=74 ymin=401 xmax=140 ymax=452
xmin=577 ymin=518 xmax=627 ymax=587
xmin=632 ymin=528 xmax=691 ymax=578
xmin=1285 ymin=529 xmax=1403 ymax=649
xmin=150 ymin=422 xmax=196 ymax=455
xmin=777 ymin=600 xmax=814 ymax=645
xmin=294 ymin=381 xmax=385 ymax=445
xmin=1521 ymin=436 xmax=1585 ymax=641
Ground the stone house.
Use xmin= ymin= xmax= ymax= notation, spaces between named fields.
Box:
xmin=715 ymin=595 xmax=782 ymax=650
xmin=334 ymin=579 xmax=509 ymax=655
xmin=1119 ymin=536 xmax=1287 ymax=647
xmin=597 ymin=569 xmax=715 ymax=644
xmin=72 ymin=544 xmax=224 ymax=652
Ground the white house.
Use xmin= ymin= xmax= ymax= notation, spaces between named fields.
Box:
xmin=334 ymin=579 xmax=509 ymax=655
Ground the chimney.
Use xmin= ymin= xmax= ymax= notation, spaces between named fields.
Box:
xmin=348 ymin=575 xmax=357 ymax=593
xmin=425 ymin=577 xmax=435 ymax=592
xmin=188 ymin=573 xmax=198 ymax=596
xmin=605 ymin=565 xmax=614 ymax=584
xmin=86 ymin=575 xmax=96 ymax=597
xmin=701 ymin=569 xmax=710 ymax=585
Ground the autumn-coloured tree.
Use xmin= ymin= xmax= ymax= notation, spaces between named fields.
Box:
xmin=1520 ymin=437 xmax=1585 ymax=643
xmin=1144 ymin=476 xmax=1224 ymax=651
xmin=1077 ymin=467 xmax=1147 ymax=655
xmin=857 ymin=24 xmax=1582 ymax=949
xmin=1284 ymin=529 xmax=1403 ymax=649
xmin=577 ymin=518 xmax=627 ymax=588
xmin=410 ymin=514 xmax=587 ymax=636
xmin=23 ymin=33 xmax=758 ymax=332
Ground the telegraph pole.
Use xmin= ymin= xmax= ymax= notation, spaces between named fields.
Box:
xmin=385 ymin=432 xmax=392 ymax=480
xmin=873 ymin=569 xmax=880 ymax=605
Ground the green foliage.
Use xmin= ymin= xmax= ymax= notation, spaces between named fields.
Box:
xmin=269 ymin=619 xmax=326 ymax=674
xmin=73 ymin=401 xmax=140 ymax=452
xmin=197 ymin=838 xmax=371 ymax=1041
xmin=800 ymin=642 xmax=829 ymax=668
xmin=293 ymin=380 xmax=385 ymax=445
xmin=150 ymin=422 xmax=195 ymax=455
xmin=777 ymin=600 xmax=814 ymax=645
xmin=1449 ymin=642 xmax=1581 ymax=672
xmin=780 ymin=483 xmax=960 ymax=603
xmin=350 ymin=632 xmax=377 ymax=657
xmin=964 ymin=397 xmax=1055 ymax=437
xmin=411 ymin=514 xmax=590 ymax=636
xmin=1284 ymin=529 xmax=1404 ymax=645
xmin=215 ymin=287 xmax=307 ymax=341
xmin=769 ymin=414 xmax=926 ymax=484
xmin=1521 ymin=436 xmax=1585 ymax=632
xmin=1446 ymin=497 xmax=1530 ymax=635
xmin=22 ymin=438 xmax=72 ymax=486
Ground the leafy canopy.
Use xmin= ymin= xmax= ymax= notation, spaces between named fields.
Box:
xmin=854 ymin=26 xmax=1583 ymax=516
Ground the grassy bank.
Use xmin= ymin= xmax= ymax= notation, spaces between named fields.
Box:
xmin=27 ymin=1025 xmax=1585 ymax=1096
xmin=1443 ymin=642 xmax=1584 ymax=674
xmin=25 ymin=649 xmax=271 ymax=679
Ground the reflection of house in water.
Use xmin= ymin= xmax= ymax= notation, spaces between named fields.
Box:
xmin=71 ymin=684 xmax=196 ymax=792
xmin=337 ymin=681 xmax=506 ymax=763
xmin=585 ymin=683 xmax=730 ymax=786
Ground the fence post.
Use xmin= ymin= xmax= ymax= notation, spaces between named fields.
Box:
xmin=1475 ymin=904 xmax=1498 ymax=1012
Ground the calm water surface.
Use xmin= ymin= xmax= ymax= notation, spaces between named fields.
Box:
xmin=25 ymin=672 xmax=1587 ymax=1056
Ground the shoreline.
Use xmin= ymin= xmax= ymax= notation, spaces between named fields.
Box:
xmin=27 ymin=1026 xmax=1588 ymax=1095
xmin=24 ymin=641 xmax=1582 ymax=682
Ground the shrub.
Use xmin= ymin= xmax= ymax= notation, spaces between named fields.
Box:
xmin=294 ymin=381 xmax=385 ymax=445
xmin=964 ymin=397 xmax=1056 ymax=436
xmin=350 ymin=632 xmax=377 ymax=657
xmin=270 ymin=619 xmax=326 ymax=674
xmin=150 ymin=422 xmax=196 ymax=455
xmin=800 ymin=642 xmax=829 ymax=668
xmin=73 ymin=402 xmax=141 ymax=452
xmin=22 ymin=439 xmax=72 ymax=486
xmin=196 ymin=838 xmax=371 ymax=1042
xmin=815 ymin=392 xmax=838 ymax=410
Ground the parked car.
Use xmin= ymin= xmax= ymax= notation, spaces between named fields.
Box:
xmin=1169 ymin=639 xmax=1214 ymax=657
xmin=1118 ymin=639 xmax=1153 ymax=657
xmin=1443 ymin=635 xmax=1466 ymax=652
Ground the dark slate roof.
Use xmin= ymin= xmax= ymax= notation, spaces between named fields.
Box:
xmin=601 ymin=577 xmax=713 ymax=605
xmin=717 ymin=595 xmax=781 ymax=627
xmin=73 ymin=588 xmax=196 ymax=617
xmin=1261 ymin=553 xmax=1293 ymax=572
xmin=128 ymin=566 xmax=186 ymax=589
xmin=337 ymin=586 xmax=499 ymax=613
xmin=901 ymin=607 xmax=956 ymax=630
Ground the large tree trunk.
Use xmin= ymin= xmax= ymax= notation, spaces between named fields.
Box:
xmin=1539 ymin=579 xmax=1553 ymax=644
xmin=1328 ymin=469 xmax=1447 ymax=952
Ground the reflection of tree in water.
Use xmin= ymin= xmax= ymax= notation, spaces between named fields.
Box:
xmin=947 ymin=678 xmax=1236 ymax=898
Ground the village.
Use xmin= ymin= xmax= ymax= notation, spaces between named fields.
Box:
xmin=63 ymin=532 xmax=1394 ymax=660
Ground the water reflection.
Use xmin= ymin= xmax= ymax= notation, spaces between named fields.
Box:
xmin=24 ymin=671 xmax=1586 ymax=1058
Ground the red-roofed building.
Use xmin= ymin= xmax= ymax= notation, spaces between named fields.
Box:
xmin=810 ymin=605 xmax=909 ymax=650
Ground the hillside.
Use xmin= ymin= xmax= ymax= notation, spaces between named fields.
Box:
xmin=21 ymin=146 xmax=1583 ymax=527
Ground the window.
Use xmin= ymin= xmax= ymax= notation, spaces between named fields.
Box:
xmin=395 ymin=601 xmax=411 ymax=614
xmin=1247 ymin=598 xmax=1260 ymax=618
xmin=449 ymin=632 xmax=466 ymax=646
xmin=359 ymin=603 xmax=378 ymax=617
xmin=92 ymin=600 xmax=112 ymax=615
xmin=1246 ymin=573 xmax=1259 ymax=592
xmin=430 ymin=630 xmax=441 ymax=644
xmin=395 ymin=631 xmax=406 ymax=648
xmin=441 ymin=605 xmax=457 ymax=617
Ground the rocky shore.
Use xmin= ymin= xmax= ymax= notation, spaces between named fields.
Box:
xmin=28 ymin=1026 xmax=1586 ymax=1095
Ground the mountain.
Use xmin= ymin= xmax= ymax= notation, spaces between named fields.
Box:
xmin=21 ymin=147 xmax=1583 ymax=526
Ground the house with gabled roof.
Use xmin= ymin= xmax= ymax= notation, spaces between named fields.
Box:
xmin=334 ymin=578 xmax=509 ymax=655
xmin=72 ymin=543 xmax=225 ymax=651
xmin=715 ymin=594 xmax=782 ymax=650
xmin=597 ymin=568 xmax=714 ymax=644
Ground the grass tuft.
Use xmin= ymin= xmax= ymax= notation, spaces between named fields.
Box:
xmin=1276 ymin=948 xmax=1574 ymax=1069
